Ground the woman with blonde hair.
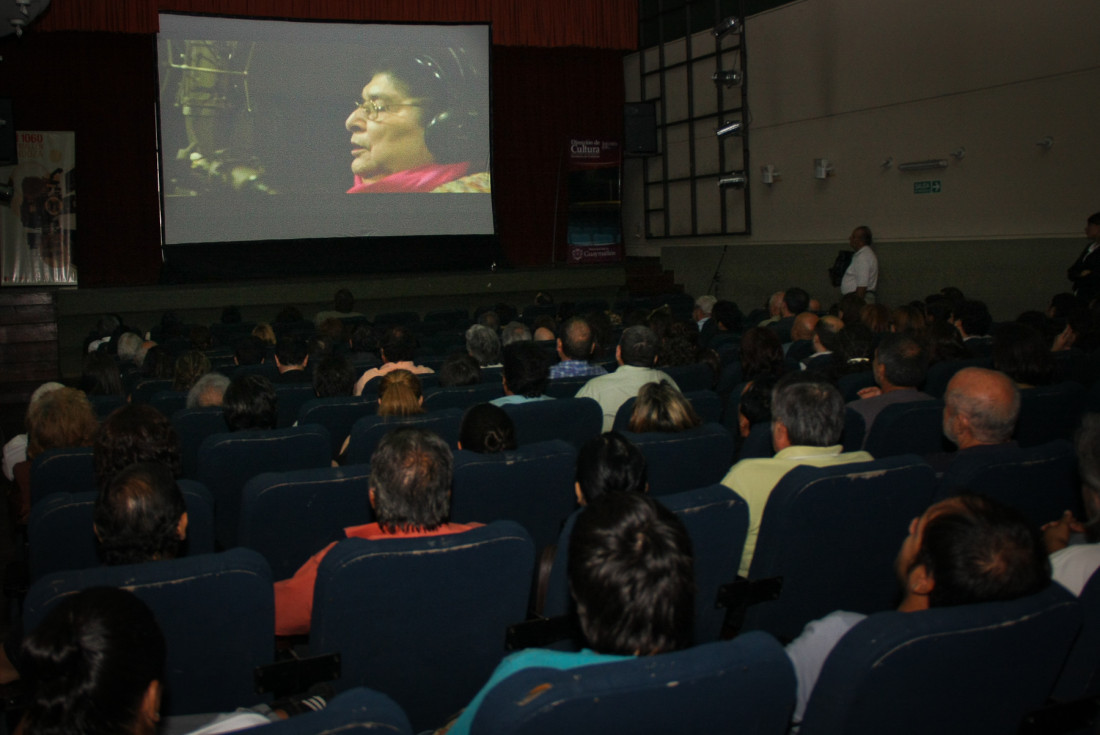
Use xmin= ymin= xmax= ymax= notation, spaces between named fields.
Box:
xmin=627 ymin=381 xmax=701 ymax=434
xmin=377 ymin=369 xmax=425 ymax=417
xmin=251 ymin=322 xmax=277 ymax=346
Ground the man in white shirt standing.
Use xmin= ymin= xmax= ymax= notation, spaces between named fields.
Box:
xmin=841 ymin=225 xmax=878 ymax=302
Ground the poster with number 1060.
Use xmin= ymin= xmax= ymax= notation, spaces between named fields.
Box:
xmin=1 ymin=131 xmax=77 ymax=286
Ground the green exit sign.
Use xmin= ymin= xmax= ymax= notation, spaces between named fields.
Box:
xmin=914 ymin=180 xmax=942 ymax=194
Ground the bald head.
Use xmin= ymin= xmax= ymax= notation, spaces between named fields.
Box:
xmin=943 ymin=367 xmax=1020 ymax=448
xmin=792 ymin=312 xmax=820 ymax=342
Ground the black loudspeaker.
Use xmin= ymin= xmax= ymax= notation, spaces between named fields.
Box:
xmin=624 ymin=102 xmax=658 ymax=156
xmin=0 ymin=99 xmax=14 ymax=165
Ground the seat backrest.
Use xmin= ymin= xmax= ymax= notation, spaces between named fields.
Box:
xmin=542 ymin=484 xmax=749 ymax=645
xmin=28 ymin=480 xmax=215 ymax=582
xmin=29 ymin=446 xmax=96 ymax=508
xmin=837 ymin=370 xmax=877 ymax=402
xmin=744 ymin=455 xmax=938 ymax=641
xmin=344 ymin=409 xmax=463 ymax=465
xmin=921 ymin=356 xmax=991 ymax=399
xmin=88 ymin=393 xmax=127 ymax=420
xmin=149 ymin=389 xmax=188 ymax=419
xmin=296 ymin=396 xmax=379 ymax=458
xmin=238 ymin=464 xmax=374 ymax=580
xmin=1015 ymin=382 xmax=1086 ymax=447
xmin=659 ymin=362 xmax=716 ymax=393
xmin=251 ymin=687 xmax=412 ymax=735
xmin=612 ymin=390 xmax=722 ymax=432
xmin=24 ymin=548 xmax=275 ymax=716
xmin=618 ymin=424 xmax=736 ymax=496
xmin=171 ymin=406 xmax=229 ymax=479
xmin=501 ymin=397 xmax=602 ymax=447
xmin=470 ymin=631 xmax=794 ymax=735
xmin=422 ymin=383 xmax=505 ymax=412
xmin=544 ymin=375 xmax=594 ymax=399
xmin=274 ymin=383 xmax=320 ymax=428
xmin=129 ymin=378 xmax=174 ymax=404
xmin=936 ymin=440 xmax=1080 ymax=528
xmin=1052 ymin=566 xmax=1100 ymax=701
xmin=311 ymin=521 xmax=535 ymax=732
xmin=800 ymin=584 xmax=1082 ymax=735
xmin=197 ymin=424 xmax=332 ymax=547
xmin=862 ymin=399 xmax=946 ymax=458
xmin=451 ymin=441 xmax=577 ymax=550
xmin=737 ymin=421 xmax=775 ymax=461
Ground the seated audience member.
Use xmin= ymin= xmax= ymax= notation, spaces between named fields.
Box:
xmin=94 ymin=404 xmax=182 ymax=492
xmin=80 ymin=353 xmax=125 ymax=396
xmin=693 ymin=294 xmax=717 ymax=339
xmin=836 ymin=293 xmax=867 ymax=327
xmin=12 ymin=388 xmax=99 ymax=522
xmin=234 ymin=335 xmax=267 ymax=367
xmin=786 ymin=312 xmax=820 ymax=363
xmin=438 ymin=352 xmax=481 ymax=387
xmin=19 ymin=587 xmax=167 ymax=735
xmin=354 ymin=326 xmax=434 ymax=395
xmin=722 ymin=375 xmax=873 ymax=575
xmin=952 ymin=300 xmax=994 ymax=355
xmin=708 ymin=300 xmax=743 ymax=351
xmin=627 ymin=381 xmax=701 ymax=433
xmin=314 ymin=288 xmax=363 ymax=327
xmin=465 ymin=324 xmax=502 ymax=368
xmin=576 ymin=326 xmax=681 ymax=432
xmin=848 ymin=332 xmax=934 ymax=442
xmin=2 ymin=382 xmax=63 ymax=483
xmin=272 ymin=335 xmax=311 ymax=383
xmin=785 ymin=494 xmax=1050 ymax=724
xmin=441 ymin=492 xmax=693 ymax=735
xmin=491 ymin=342 xmax=553 ymax=406
xmin=172 ymin=350 xmax=212 ymax=393
xmin=274 ymin=428 xmax=482 ymax=635
xmin=458 ymin=404 xmax=517 ymax=454
xmin=549 ymin=317 xmax=606 ymax=380
xmin=890 ymin=304 xmax=927 ymax=339
xmin=500 ymin=321 xmax=532 ymax=347
xmin=658 ymin=321 xmax=704 ymax=368
xmin=740 ymin=327 xmax=787 ymax=383
xmin=802 ymin=316 xmax=843 ymax=374
xmin=574 ymin=432 xmax=648 ymax=505
xmin=140 ymin=346 xmax=175 ymax=382
xmin=377 ymin=370 xmax=425 ymax=417
xmin=312 ymin=354 xmax=356 ymax=398
xmin=185 ymin=372 xmax=230 ymax=409
xmin=94 ymin=462 xmax=188 ymax=566
xmin=222 ymin=375 xmax=279 ymax=432
xmin=769 ymin=288 xmax=810 ymax=344
xmin=116 ymin=331 xmax=145 ymax=369
xmin=860 ymin=303 xmax=891 ymax=336
xmin=928 ymin=366 xmax=1019 ymax=473
xmin=252 ymin=322 xmax=277 ymax=347
xmin=532 ymin=315 xmax=557 ymax=343
xmin=584 ymin=310 xmax=614 ymax=361
xmin=926 ymin=320 xmax=971 ymax=365
xmin=992 ymin=322 xmax=1056 ymax=388
xmin=1043 ymin=415 xmax=1100 ymax=595
xmin=736 ymin=375 xmax=777 ymax=441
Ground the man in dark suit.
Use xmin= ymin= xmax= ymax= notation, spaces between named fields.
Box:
xmin=1067 ymin=211 xmax=1100 ymax=305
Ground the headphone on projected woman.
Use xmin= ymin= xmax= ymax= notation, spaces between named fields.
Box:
xmin=405 ymin=48 xmax=489 ymax=167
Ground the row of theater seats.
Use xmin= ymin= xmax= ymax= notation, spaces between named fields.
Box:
xmin=23 ymin=458 xmax=1100 ymax=732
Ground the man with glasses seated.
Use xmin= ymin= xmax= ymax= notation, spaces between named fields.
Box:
xmin=344 ymin=51 xmax=490 ymax=193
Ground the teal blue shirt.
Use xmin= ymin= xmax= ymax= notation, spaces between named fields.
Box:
xmin=446 ymin=648 xmax=629 ymax=734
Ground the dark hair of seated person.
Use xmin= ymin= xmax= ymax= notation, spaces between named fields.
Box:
xmin=93 ymin=462 xmax=187 ymax=566
xmin=459 ymin=403 xmax=517 ymax=453
xmin=438 ymin=352 xmax=481 ymax=387
xmin=627 ymin=380 xmax=701 ymax=433
xmin=370 ymin=428 xmax=453 ymax=533
xmin=568 ymin=492 xmax=694 ymax=655
xmin=312 ymin=354 xmax=356 ymax=397
xmin=94 ymin=404 xmax=182 ymax=493
xmin=992 ymin=322 xmax=1055 ymax=387
xmin=501 ymin=341 xmax=550 ymax=397
xmin=20 ymin=586 xmax=165 ymax=735
xmin=80 ymin=353 xmax=125 ymax=397
xmin=575 ymin=432 xmax=648 ymax=505
xmin=222 ymin=374 xmax=278 ymax=431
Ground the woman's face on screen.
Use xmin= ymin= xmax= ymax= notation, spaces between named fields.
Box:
xmin=345 ymin=73 xmax=435 ymax=181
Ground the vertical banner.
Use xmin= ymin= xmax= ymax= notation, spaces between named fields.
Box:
xmin=565 ymin=139 xmax=623 ymax=265
xmin=1 ymin=131 xmax=78 ymax=286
